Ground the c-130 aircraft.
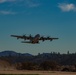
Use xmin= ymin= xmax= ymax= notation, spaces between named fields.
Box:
xmin=11 ymin=34 xmax=59 ymax=44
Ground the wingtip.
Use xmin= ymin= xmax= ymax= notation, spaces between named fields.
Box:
xmin=10 ymin=35 xmax=13 ymax=37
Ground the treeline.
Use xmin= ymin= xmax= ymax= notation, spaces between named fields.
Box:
xmin=0 ymin=51 xmax=76 ymax=71
xmin=15 ymin=60 xmax=59 ymax=70
xmin=15 ymin=60 xmax=76 ymax=72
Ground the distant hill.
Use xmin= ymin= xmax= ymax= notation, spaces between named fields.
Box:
xmin=0 ymin=50 xmax=33 ymax=57
xmin=0 ymin=50 xmax=76 ymax=65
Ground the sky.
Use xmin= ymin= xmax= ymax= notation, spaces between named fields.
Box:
xmin=0 ymin=0 xmax=76 ymax=55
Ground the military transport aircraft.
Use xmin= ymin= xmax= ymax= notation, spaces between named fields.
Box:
xmin=11 ymin=34 xmax=59 ymax=44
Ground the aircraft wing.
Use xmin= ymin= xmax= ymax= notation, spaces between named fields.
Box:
xmin=11 ymin=35 xmax=33 ymax=40
xmin=39 ymin=37 xmax=59 ymax=41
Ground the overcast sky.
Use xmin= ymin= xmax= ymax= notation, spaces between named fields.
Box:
xmin=0 ymin=0 xmax=76 ymax=55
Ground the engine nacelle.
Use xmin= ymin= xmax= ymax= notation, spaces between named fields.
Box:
xmin=50 ymin=39 xmax=53 ymax=41
xmin=17 ymin=37 xmax=19 ymax=39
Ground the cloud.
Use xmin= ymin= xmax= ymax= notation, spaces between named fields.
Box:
xmin=0 ymin=10 xmax=16 ymax=15
xmin=58 ymin=3 xmax=76 ymax=12
xmin=0 ymin=0 xmax=16 ymax=3
xmin=0 ymin=0 xmax=40 ymax=7
xmin=0 ymin=0 xmax=40 ymax=15
xmin=25 ymin=0 xmax=40 ymax=7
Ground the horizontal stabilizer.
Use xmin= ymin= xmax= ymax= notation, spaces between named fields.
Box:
xmin=21 ymin=41 xmax=31 ymax=43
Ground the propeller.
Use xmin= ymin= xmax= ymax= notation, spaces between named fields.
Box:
xmin=41 ymin=36 xmax=45 ymax=42
xmin=17 ymin=37 xmax=19 ymax=40
xmin=47 ymin=36 xmax=50 ymax=39
xmin=23 ymin=34 xmax=26 ymax=40
xmin=47 ymin=36 xmax=52 ymax=41
xmin=29 ymin=34 xmax=32 ymax=38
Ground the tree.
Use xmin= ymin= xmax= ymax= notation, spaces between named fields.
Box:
xmin=40 ymin=60 xmax=58 ymax=70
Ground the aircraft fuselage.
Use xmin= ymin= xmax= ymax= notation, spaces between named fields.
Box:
xmin=22 ymin=34 xmax=40 ymax=44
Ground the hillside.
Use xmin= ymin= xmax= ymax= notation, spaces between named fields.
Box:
xmin=0 ymin=50 xmax=76 ymax=71
xmin=0 ymin=51 xmax=32 ymax=57
xmin=0 ymin=51 xmax=76 ymax=65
